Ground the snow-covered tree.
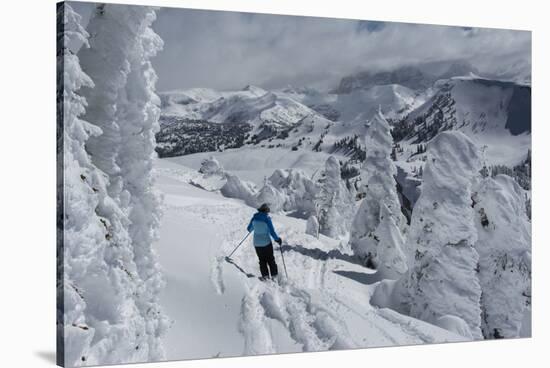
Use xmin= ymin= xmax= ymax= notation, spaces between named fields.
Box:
xmin=113 ymin=8 xmax=169 ymax=360
xmin=252 ymin=177 xmax=285 ymax=212
xmin=199 ymin=156 xmax=224 ymax=177
xmin=266 ymin=169 xmax=319 ymax=217
xmin=63 ymin=4 xmax=168 ymax=365
xmin=221 ymin=173 xmax=258 ymax=206
xmin=57 ymin=4 xmax=107 ymax=366
xmin=398 ymin=131 xmax=484 ymax=340
xmin=316 ymin=156 xmax=355 ymax=238
xmin=349 ymin=111 xmax=407 ymax=278
xmin=473 ymin=175 xmax=531 ymax=339
xmin=305 ymin=215 xmax=320 ymax=238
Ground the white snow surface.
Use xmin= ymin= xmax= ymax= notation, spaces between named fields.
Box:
xmin=164 ymin=147 xmax=338 ymax=186
xmin=153 ymin=157 xmax=465 ymax=361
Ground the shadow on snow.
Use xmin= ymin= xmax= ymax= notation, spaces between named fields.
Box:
xmin=281 ymin=244 xmax=382 ymax=285
xmin=224 ymin=244 xmax=381 ymax=285
xmin=280 ymin=244 xmax=364 ymax=266
xmin=332 ymin=270 xmax=383 ymax=286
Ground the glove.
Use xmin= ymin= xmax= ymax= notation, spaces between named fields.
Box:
xmin=276 ymin=238 xmax=282 ymax=245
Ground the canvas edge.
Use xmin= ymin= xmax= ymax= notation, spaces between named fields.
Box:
xmin=56 ymin=2 xmax=66 ymax=367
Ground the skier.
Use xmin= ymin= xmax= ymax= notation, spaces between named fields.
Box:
xmin=247 ymin=203 xmax=282 ymax=280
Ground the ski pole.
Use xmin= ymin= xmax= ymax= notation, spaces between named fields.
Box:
xmin=227 ymin=232 xmax=251 ymax=258
xmin=279 ymin=244 xmax=288 ymax=279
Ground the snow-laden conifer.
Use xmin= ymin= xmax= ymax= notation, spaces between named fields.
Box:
xmin=221 ymin=173 xmax=258 ymax=206
xmin=70 ymin=4 xmax=168 ymax=364
xmin=349 ymin=111 xmax=407 ymax=278
xmin=399 ymin=131 xmax=483 ymax=339
xmin=305 ymin=215 xmax=320 ymax=238
xmin=58 ymin=3 xmax=107 ymax=366
xmin=199 ymin=156 xmax=224 ymax=177
xmin=473 ymin=175 xmax=531 ymax=338
xmin=316 ymin=156 xmax=355 ymax=238
xmin=114 ymin=8 xmax=169 ymax=360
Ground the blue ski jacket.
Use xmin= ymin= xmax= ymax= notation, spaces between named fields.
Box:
xmin=247 ymin=212 xmax=281 ymax=247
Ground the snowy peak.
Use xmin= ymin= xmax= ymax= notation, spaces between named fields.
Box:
xmin=336 ymin=66 xmax=429 ymax=93
xmin=334 ymin=83 xmax=421 ymax=123
xmin=334 ymin=60 xmax=479 ymax=94
xmin=279 ymin=85 xmax=321 ymax=96
xmin=160 ymin=87 xmax=315 ymax=127
xmin=205 ymin=91 xmax=279 ymax=123
xmin=391 ymin=77 xmax=531 ymax=166
xmin=156 ymin=86 xmax=327 ymax=157
xmin=419 ymin=77 xmax=529 ymax=136
xmin=241 ymin=84 xmax=268 ymax=96
xmin=159 ymin=88 xmax=223 ymax=107
xmin=427 ymin=60 xmax=479 ymax=80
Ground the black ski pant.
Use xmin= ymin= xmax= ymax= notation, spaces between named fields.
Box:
xmin=254 ymin=243 xmax=278 ymax=278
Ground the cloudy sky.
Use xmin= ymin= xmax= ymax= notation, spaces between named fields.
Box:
xmin=69 ymin=2 xmax=531 ymax=92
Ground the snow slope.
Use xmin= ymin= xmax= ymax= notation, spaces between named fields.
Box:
xmin=154 ymin=158 xmax=465 ymax=362
xmin=276 ymin=83 xmax=425 ymax=123
xmin=164 ymin=147 xmax=340 ymax=186
xmin=399 ymin=77 xmax=531 ymax=166
xmin=332 ymin=84 xmax=424 ymax=123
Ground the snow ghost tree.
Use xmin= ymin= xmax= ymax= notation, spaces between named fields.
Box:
xmin=253 ymin=178 xmax=285 ymax=212
xmin=398 ymin=131 xmax=484 ymax=340
xmin=57 ymin=3 xmax=106 ymax=366
xmin=59 ymin=4 xmax=168 ymax=366
xmin=113 ymin=7 xmax=168 ymax=361
xmin=264 ymin=169 xmax=319 ymax=217
xmin=349 ymin=111 xmax=408 ymax=278
xmin=248 ymin=169 xmax=320 ymax=215
xmin=316 ymin=156 xmax=355 ymax=238
xmin=199 ymin=156 xmax=224 ymax=177
xmin=305 ymin=215 xmax=320 ymax=238
xmin=473 ymin=175 xmax=531 ymax=339
xmin=221 ymin=173 xmax=258 ymax=206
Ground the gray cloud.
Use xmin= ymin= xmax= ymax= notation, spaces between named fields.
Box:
xmin=68 ymin=2 xmax=531 ymax=92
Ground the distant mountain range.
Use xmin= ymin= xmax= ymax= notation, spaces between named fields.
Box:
xmin=156 ymin=61 xmax=531 ymax=169
xmin=334 ymin=61 xmax=477 ymax=93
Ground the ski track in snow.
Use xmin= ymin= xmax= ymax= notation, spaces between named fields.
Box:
xmin=155 ymin=159 xmax=464 ymax=360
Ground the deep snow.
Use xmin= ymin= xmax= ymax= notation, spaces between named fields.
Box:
xmin=154 ymin=157 xmax=464 ymax=361
xmin=165 ymin=147 xmax=339 ymax=186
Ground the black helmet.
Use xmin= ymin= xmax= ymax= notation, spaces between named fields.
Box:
xmin=258 ymin=203 xmax=270 ymax=213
